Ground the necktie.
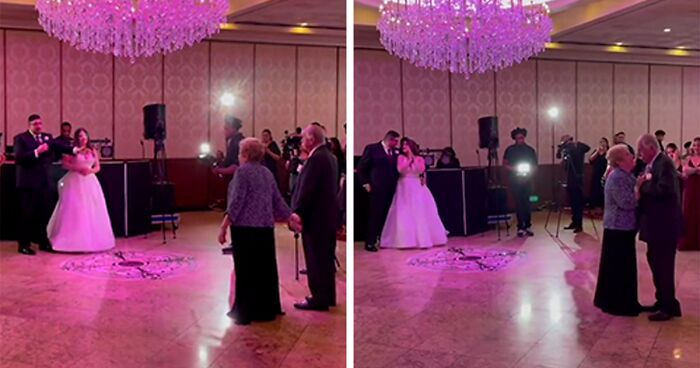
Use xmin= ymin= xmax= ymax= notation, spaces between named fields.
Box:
xmin=36 ymin=134 xmax=42 ymax=144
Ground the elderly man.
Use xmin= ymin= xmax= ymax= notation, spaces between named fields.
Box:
xmin=636 ymin=133 xmax=682 ymax=321
xmin=290 ymin=124 xmax=338 ymax=311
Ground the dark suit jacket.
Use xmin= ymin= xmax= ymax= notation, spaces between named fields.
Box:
xmin=14 ymin=131 xmax=74 ymax=190
xmin=356 ymin=142 xmax=399 ymax=194
xmin=292 ymin=145 xmax=339 ymax=235
xmin=638 ymin=153 xmax=682 ymax=244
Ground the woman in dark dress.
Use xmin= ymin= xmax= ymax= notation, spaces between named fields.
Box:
xmin=436 ymin=147 xmax=461 ymax=169
xmin=679 ymin=137 xmax=700 ymax=251
xmin=261 ymin=129 xmax=282 ymax=180
xmin=593 ymin=144 xmax=643 ymax=316
xmin=218 ymin=138 xmax=292 ymax=325
xmin=588 ymin=137 xmax=609 ymax=210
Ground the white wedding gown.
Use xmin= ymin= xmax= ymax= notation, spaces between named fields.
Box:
xmin=380 ymin=155 xmax=448 ymax=249
xmin=47 ymin=152 xmax=115 ymax=252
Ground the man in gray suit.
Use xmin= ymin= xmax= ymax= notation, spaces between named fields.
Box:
xmin=636 ymin=133 xmax=682 ymax=321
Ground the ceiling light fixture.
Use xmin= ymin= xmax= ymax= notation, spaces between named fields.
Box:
xmin=663 ymin=28 xmax=671 ymax=33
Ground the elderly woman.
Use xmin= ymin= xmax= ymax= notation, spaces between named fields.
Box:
xmin=218 ymin=138 xmax=292 ymax=325
xmin=593 ymin=144 xmax=644 ymax=316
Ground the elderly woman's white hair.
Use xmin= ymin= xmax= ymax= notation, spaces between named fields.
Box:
xmin=239 ymin=137 xmax=265 ymax=162
xmin=606 ymin=144 xmax=631 ymax=168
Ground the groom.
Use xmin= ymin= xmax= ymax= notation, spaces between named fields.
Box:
xmin=13 ymin=114 xmax=77 ymax=255
xmin=357 ymin=130 xmax=400 ymax=252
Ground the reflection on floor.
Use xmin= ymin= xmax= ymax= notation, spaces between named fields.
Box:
xmin=0 ymin=211 xmax=346 ymax=368
xmin=355 ymin=213 xmax=699 ymax=368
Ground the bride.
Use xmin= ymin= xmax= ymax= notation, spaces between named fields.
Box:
xmin=47 ymin=128 xmax=115 ymax=252
xmin=380 ymin=137 xmax=447 ymax=249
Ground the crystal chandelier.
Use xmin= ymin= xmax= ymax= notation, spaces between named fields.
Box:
xmin=377 ymin=0 xmax=553 ymax=78
xmin=36 ymin=0 xmax=229 ymax=61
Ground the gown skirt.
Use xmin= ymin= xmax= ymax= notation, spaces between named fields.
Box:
xmin=594 ymin=228 xmax=642 ymax=316
xmin=380 ymin=175 xmax=448 ymax=249
xmin=229 ymin=226 xmax=283 ymax=323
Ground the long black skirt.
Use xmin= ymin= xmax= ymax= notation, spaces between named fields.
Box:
xmin=593 ymin=228 xmax=642 ymax=316
xmin=229 ymin=226 xmax=283 ymax=323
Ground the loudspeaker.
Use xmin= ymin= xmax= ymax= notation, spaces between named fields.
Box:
xmin=478 ymin=116 xmax=499 ymax=149
xmin=143 ymin=104 xmax=166 ymax=140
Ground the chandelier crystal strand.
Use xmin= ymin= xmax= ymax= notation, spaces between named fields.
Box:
xmin=36 ymin=0 xmax=228 ymax=61
xmin=378 ymin=0 xmax=552 ymax=78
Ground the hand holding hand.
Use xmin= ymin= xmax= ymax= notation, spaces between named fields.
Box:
xmin=218 ymin=226 xmax=227 ymax=245
xmin=288 ymin=213 xmax=303 ymax=233
xmin=636 ymin=173 xmax=651 ymax=188
xmin=37 ymin=143 xmax=49 ymax=154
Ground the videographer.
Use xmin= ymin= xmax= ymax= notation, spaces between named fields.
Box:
xmin=283 ymin=127 xmax=303 ymax=197
xmin=503 ymin=127 xmax=538 ymax=237
xmin=557 ymin=134 xmax=590 ymax=233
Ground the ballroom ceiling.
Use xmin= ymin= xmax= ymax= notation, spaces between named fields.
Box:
xmin=355 ymin=0 xmax=700 ymax=51
xmin=0 ymin=0 xmax=346 ymax=30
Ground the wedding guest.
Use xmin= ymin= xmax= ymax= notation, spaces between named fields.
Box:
xmin=655 ymin=129 xmax=666 ymax=150
xmin=329 ymin=137 xmax=345 ymax=181
xmin=666 ymin=143 xmax=683 ymax=171
xmin=53 ymin=121 xmax=73 ymax=162
xmin=215 ymin=116 xmax=245 ymax=255
xmin=682 ymin=141 xmax=692 ymax=160
xmin=261 ymin=129 xmax=282 ymax=179
xmin=594 ymin=144 xmax=644 ymax=316
xmin=436 ymin=147 xmax=461 ymax=169
xmin=679 ymin=137 xmax=700 ymax=251
xmin=637 ymin=133 xmax=682 ymax=321
xmin=217 ymin=138 xmax=292 ymax=325
xmin=588 ymin=137 xmax=609 ymax=210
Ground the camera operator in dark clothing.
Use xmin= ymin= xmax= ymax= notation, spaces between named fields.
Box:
xmin=283 ymin=127 xmax=304 ymax=197
xmin=557 ymin=134 xmax=590 ymax=233
xmin=503 ymin=128 xmax=538 ymax=237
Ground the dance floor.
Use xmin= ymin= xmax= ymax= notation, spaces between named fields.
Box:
xmin=355 ymin=212 xmax=700 ymax=368
xmin=0 ymin=211 xmax=346 ymax=368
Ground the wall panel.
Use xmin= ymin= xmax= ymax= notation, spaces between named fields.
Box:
xmin=452 ymin=71 xmax=495 ymax=166
xmin=402 ymin=61 xmax=450 ymax=151
xmin=537 ymin=60 xmax=576 ymax=163
xmin=650 ymin=65 xmax=682 ymax=147
xmin=254 ymin=45 xmax=296 ymax=141
xmin=297 ymin=46 xmax=337 ymax=136
xmin=114 ymin=56 xmax=162 ymax=159
xmin=338 ymin=48 xmax=346 ymax=144
xmin=61 ymin=44 xmax=113 ymax=141
xmin=496 ymin=61 xmax=537 ymax=162
xmin=5 ymin=31 xmax=60 ymax=139
xmin=614 ymin=64 xmax=649 ymax=143
xmin=577 ymin=62 xmax=613 ymax=153
xmin=682 ymin=67 xmax=700 ymax=144
xmin=164 ymin=42 xmax=209 ymax=158
xmin=354 ymin=50 xmax=402 ymax=152
xmin=210 ymin=42 xmax=254 ymax=152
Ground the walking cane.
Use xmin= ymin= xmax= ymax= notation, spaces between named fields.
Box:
xmin=294 ymin=232 xmax=300 ymax=281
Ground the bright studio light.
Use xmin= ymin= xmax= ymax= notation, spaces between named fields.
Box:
xmin=547 ymin=106 xmax=559 ymax=119
xmin=220 ymin=92 xmax=235 ymax=107
xmin=516 ymin=163 xmax=531 ymax=176
xmin=199 ymin=142 xmax=211 ymax=158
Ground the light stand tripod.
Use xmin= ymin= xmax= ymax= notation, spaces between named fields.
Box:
xmin=152 ymin=138 xmax=177 ymax=244
xmin=544 ymin=141 xmax=598 ymax=238
xmin=486 ymin=146 xmax=509 ymax=240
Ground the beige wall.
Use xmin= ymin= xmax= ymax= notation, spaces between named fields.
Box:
xmin=0 ymin=29 xmax=346 ymax=158
xmin=355 ymin=48 xmax=700 ymax=165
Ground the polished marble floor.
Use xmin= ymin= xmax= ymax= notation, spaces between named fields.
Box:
xmin=0 ymin=211 xmax=346 ymax=368
xmin=355 ymin=213 xmax=700 ymax=368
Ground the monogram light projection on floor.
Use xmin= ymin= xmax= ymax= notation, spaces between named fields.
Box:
xmin=61 ymin=250 xmax=197 ymax=280
xmin=408 ymin=247 xmax=525 ymax=272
